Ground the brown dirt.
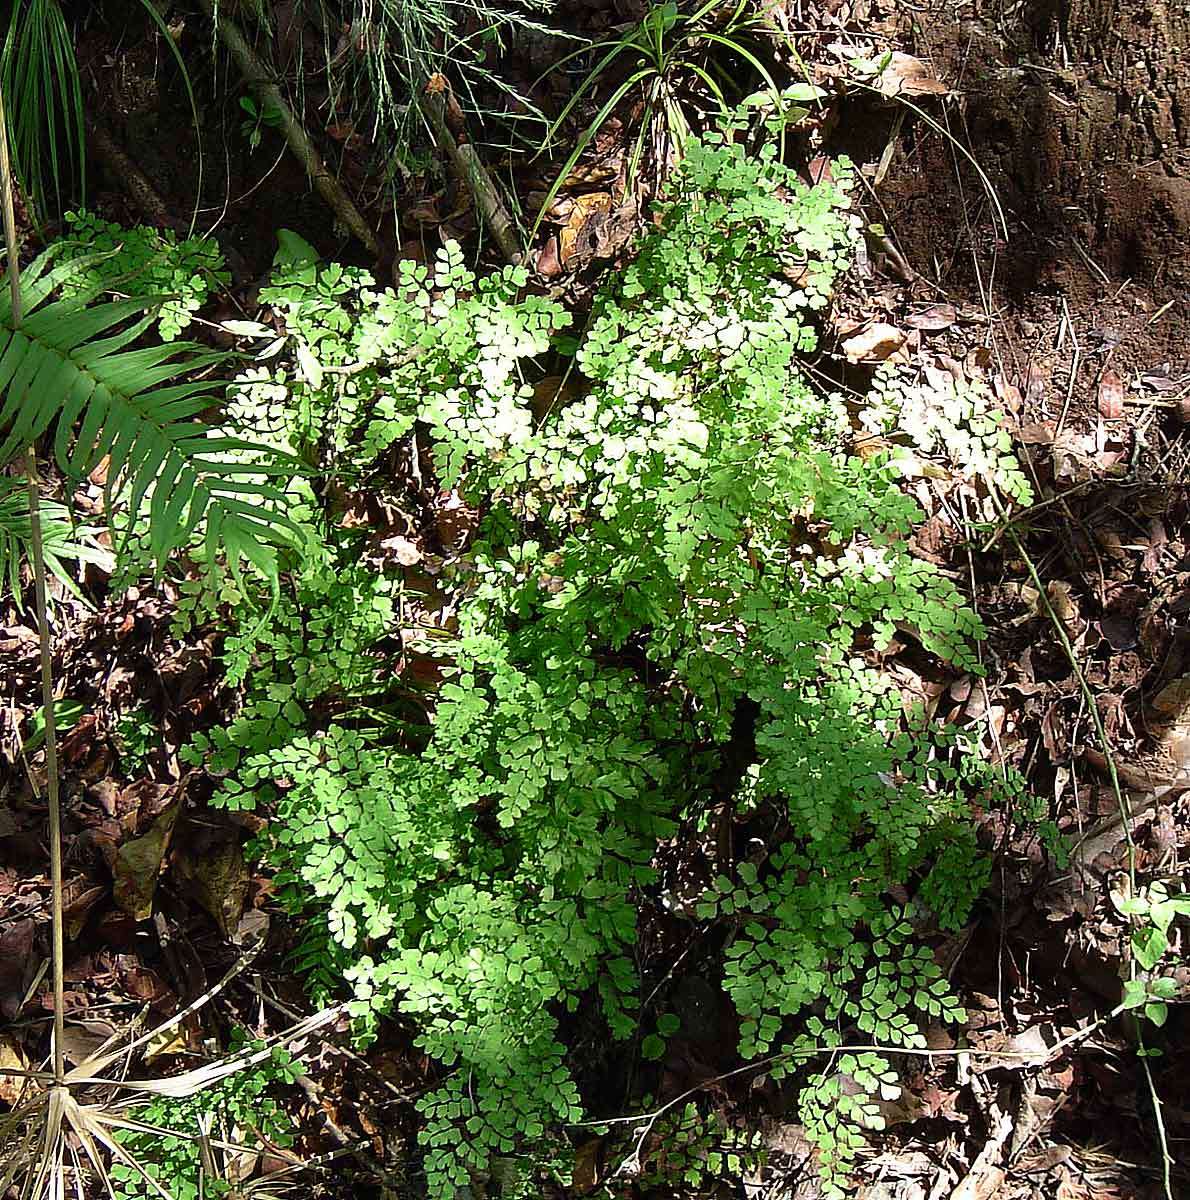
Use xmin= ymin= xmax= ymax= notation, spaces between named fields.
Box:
xmin=849 ymin=4 xmax=1190 ymax=1195
xmin=891 ymin=0 xmax=1190 ymax=288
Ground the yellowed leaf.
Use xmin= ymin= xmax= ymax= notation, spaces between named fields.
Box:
xmin=144 ymin=1021 xmax=191 ymax=1063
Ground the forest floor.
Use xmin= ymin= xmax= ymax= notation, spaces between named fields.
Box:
xmin=1 ymin=1 xmax=1188 ymax=1198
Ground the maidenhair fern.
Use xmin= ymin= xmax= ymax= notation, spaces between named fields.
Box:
xmin=57 ymin=210 xmax=230 ymax=341
xmin=189 ymin=128 xmax=1029 ymax=1197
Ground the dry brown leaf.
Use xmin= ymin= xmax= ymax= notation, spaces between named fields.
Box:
xmin=559 ymin=192 xmax=614 ymax=264
xmin=60 ymin=1019 xmax=118 ymax=1068
xmin=113 ymin=800 xmax=180 ymax=920
xmin=874 ymin=52 xmax=950 ymax=97
xmin=535 ymin=235 xmax=563 ymax=278
xmin=1017 ymin=421 xmax=1056 ymax=445
xmin=0 ymin=918 xmax=36 ymax=1020
xmin=1097 ymin=369 xmax=1125 ymax=419
xmin=903 ymin=302 xmax=956 ymax=331
xmin=841 ymin=321 xmax=905 ymax=363
xmin=1044 ymin=580 xmax=1080 ymax=631
xmin=994 ymin=374 xmax=1023 ymax=413
xmin=61 ymin=879 xmax=108 ymax=941
xmin=0 ymin=1031 xmax=30 ymax=1104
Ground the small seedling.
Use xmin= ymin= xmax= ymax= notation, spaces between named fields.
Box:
xmin=239 ymin=94 xmax=285 ymax=151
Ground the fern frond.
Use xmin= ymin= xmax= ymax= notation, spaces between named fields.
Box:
xmin=0 ymin=476 xmax=105 ymax=604
xmin=0 ymin=247 xmax=304 ymax=582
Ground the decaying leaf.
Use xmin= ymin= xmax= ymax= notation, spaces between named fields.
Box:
xmin=174 ymin=835 xmax=249 ymax=938
xmin=903 ymin=303 xmax=956 ymax=331
xmin=0 ymin=918 xmax=36 ymax=1020
xmin=0 ymin=1031 xmax=30 ymax=1104
xmin=60 ymin=1019 xmax=119 ymax=1068
xmin=112 ymin=800 xmax=181 ymax=921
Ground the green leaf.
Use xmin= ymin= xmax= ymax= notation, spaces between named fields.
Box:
xmin=641 ymin=1034 xmax=666 ymax=1060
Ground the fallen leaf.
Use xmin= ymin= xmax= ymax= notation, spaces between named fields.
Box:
xmin=559 ymin=192 xmax=614 ymax=265
xmin=174 ymin=834 xmax=248 ymax=938
xmin=0 ymin=1032 xmax=30 ymax=1104
xmin=535 ymin=235 xmax=563 ymax=278
xmin=1017 ymin=421 xmax=1056 ymax=444
xmin=60 ymin=1019 xmax=119 ymax=1068
xmin=1024 ymin=362 xmax=1050 ymax=402
xmin=994 ymin=374 xmax=1023 ymax=413
xmin=1151 ymin=676 xmax=1190 ymax=720
xmin=144 ymin=1021 xmax=192 ymax=1062
xmin=61 ymin=879 xmax=108 ymax=940
xmin=120 ymin=778 xmax=175 ymax=824
xmin=0 ymin=919 xmax=36 ymax=1019
xmin=380 ymin=535 xmax=422 ymax=566
xmin=841 ymin=321 xmax=905 ymax=363
xmin=873 ymin=52 xmax=950 ymax=97
xmin=115 ymin=956 xmax=171 ymax=1004
xmin=573 ymin=1139 xmax=603 ymax=1194
xmin=1097 ymin=369 xmax=1125 ymax=419
xmin=903 ymin=303 xmax=956 ymax=331
xmin=112 ymin=800 xmax=180 ymax=921
xmin=402 ymin=199 xmax=440 ymax=227
xmin=1045 ymin=580 xmax=1080 ymax=630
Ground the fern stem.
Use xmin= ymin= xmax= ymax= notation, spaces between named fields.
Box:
xmin=0 ymin=79 xmax=66 ymax=1086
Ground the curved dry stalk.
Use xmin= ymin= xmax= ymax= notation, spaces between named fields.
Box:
xmin=0 ymin=1001 xmax=341 ymax=1200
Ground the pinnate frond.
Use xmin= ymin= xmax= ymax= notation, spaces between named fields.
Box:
xmin=0 ymin=247 xmax=304 ymax=580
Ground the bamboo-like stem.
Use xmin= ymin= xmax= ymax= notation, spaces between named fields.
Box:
xmin=419 ymin=79 xmax=523 ymax=266
xmin=196 ymin=0 xmax=379 ymax=256
xmin=0 ymin=82 xmax=66 ymax=1086
xmin=26 ymin=452 xmax=65 ymax=1086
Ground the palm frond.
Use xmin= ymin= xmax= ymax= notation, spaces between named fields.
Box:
xmin=0 ymin=0 xmax=85 ymax=217
xmin=0 ymin=247 xmax=305 ymax=585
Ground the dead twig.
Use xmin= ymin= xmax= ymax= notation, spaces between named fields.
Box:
xmin=196 ymin=0 xmax=379 ymax=257
xmin=419 ymin=75 xmax=523 ymax=266
xmin=85 ymin=115 xmax=175 ymax=231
